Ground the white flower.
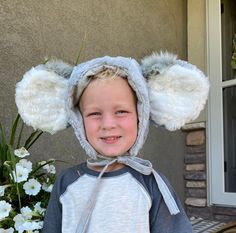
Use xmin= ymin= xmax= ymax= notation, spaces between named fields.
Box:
xmin=21 ymin=221 xmax=43 ymax=231
xmin=34 ymin=202 xmax=46 ymax=215
xmin=43 ymin=164 xmax=56 ymax=174
xmin=39 ymin=160 xmax=56 ymax=174
xmin=21 ymin=206 xmax=33 ymax=220
xmin=0 ymin=186 xmax=5 ymax=197
xmin=13 ymin=214 xmax=43 ymax=231
xmin=0 ymin=185 xmax=11 ymax=197
xmin=12 ymin=164 xmax=30 ymax=183
xmin=14 ymin=213 xmax=43 ymax=231
xmin=42 ymin=183 xmax=53 ymax=192
xmin=0 ymin=200 xmax=12 ymax=220
xmin=23 ymin=179 xmax=41 ymax=196
xmin=13 ymin=214 xmax=25 ymax=232
xmin=14 ymin=147 xmax=30 ymax=158
xmin=0 ymin=227 xmax=14 ymax=233
xmin=19 ymin=159 xmax=32 ymax=172
xmin=13 ymin=204 xmax=43 ymax=232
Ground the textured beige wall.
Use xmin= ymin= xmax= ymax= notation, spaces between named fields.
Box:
xmin=187 ymin=0 xmax=207 ymax=122
xmin=0 ymin=0 xmax=187 ymax=201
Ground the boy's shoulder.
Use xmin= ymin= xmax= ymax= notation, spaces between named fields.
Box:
xmin=53 ymin=163 xmax=85 ymax=195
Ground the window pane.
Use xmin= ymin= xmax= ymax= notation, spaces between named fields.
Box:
xmin=223 ymin=86 xmax=236 ymax=192
xmin=221 ymin=0 xmax=236 ymax=81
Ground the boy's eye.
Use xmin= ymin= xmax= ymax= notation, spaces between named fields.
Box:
xmin=87 ymin=112 xmax=101 ymax=117
xmin=116 ymin=110 xmax=129 ymax=115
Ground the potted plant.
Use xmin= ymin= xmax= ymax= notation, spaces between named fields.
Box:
xmin=0 ymin=114 xmax=56 ymax=233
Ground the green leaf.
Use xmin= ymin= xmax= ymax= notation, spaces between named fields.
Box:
xmin=0 ymin=122 xmax=9 ymax=183
xmin=0 ymin=122 xmax=8 ymax=164
xmin=16 ymin=121 xmax=24 ymax=148
xmin=0 ymin=121 xmax=6 ymax=145
xmin=75 ymin=35 xmax=86 ymax=65
xmin=231 ymin=59 xmax=236 ymax=69
xmin=24 ymin=130 xmax=43 ymax=150
xmin=3 ymin=160 xmax=14 ymax=178
xmin=43 ymin=57 xmax=50 ymax=64
xmin=7 ymin=145 xmax=17 ymax=169
xmin=26 ymin=131 xmax=43 ymax=150
xmin=9 ymin=114 xmax=20 ymax=146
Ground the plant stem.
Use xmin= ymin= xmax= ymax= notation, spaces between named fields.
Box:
xmin=16 ymin=181 xmax=22 ymax=209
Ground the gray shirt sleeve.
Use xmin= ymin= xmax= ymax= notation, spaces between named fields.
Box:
xmin=42 ymin=166 xmax=80 ymax=233
xmin=42 ymin=175 xmax=62 ymax=232
xmin=147 ymin=172 xmax=193 ymax=233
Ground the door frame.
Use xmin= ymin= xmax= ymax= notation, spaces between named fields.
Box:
xmin=207 ymin=0 xmax=236 ymax=206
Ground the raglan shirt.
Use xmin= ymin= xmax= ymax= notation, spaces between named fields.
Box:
xmin=42 ymin=163 xmax=192 ymax=233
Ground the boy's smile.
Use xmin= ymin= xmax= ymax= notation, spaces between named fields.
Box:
xmin=101 ymin=136 xmax=121 ymax=144
xmin=80 ymin=76 xmax=138 ymax=157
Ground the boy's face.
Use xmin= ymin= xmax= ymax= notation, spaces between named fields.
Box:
xmin=80 ymin=77 xmax=138 ymax=157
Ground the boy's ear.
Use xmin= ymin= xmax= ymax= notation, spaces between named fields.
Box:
xmin=141 ymin=51 xmax=210 ymax=131
xmin=15 ymin=60 xmax=73 ymax=134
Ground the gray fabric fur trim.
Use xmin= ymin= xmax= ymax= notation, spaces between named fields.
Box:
xmin=66 ymin=56 xmax=150 ymax=159
xmin=36 ymin=60 xmax=73 ymax=79
xmin=141 ymin=52 xmax=210 ymax=130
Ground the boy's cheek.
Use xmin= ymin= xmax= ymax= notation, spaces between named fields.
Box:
xmin=120 ymin=116 xmax=138 ymax=127
xmin=84 ymin=119 xmax=97 ymax=131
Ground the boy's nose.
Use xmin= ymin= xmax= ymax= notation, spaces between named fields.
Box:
xmin=101 ymin=115 xmax=116 ymax=130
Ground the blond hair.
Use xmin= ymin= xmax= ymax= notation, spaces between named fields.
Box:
xmin=78 ymin=66 xmax=136 ymax=108
xmin=89 ymin=66 xmax=127 ymax=80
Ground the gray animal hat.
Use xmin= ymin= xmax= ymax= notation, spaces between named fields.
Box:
xmin=15 ymin=52 xmax=209 ymax=232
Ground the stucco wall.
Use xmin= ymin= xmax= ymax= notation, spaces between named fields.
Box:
xmin=0 ymin=0 xmax=187 ymax=202
xmin=187 ymin=0 xmax=207 ymax=122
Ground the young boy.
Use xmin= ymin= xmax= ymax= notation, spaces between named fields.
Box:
xmin=16 ymin=54 xmax=208 ymax=232
xmin=41 ymin=58 xmax=193 ymax=232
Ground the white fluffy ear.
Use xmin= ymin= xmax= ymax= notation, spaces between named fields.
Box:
xmin=141 ymin=52 xmax=210 ymax=131
xmin=15 ymin=61 xmax=73 ymax=134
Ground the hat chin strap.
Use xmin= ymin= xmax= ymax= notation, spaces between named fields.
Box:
xmin=76 ymin=155 xmax=180 ymax=233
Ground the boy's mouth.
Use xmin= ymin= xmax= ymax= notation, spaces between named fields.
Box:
xmin=101 ymin=136 xmax=121 ymax=144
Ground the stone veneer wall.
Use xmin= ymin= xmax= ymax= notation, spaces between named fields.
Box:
xmin=182 ymin=123 xmax=236 ymax=222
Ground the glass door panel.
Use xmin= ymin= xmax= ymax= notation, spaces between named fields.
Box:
xmin=208 ymin=0 xmax=236 ymax=206
xmin=221 ymin=0 xmax=236 ymax=81
xmin=223 ymin=86 xmax=236 ymax=192
xmin=221 ymin=0 xmax=236 ymax=193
